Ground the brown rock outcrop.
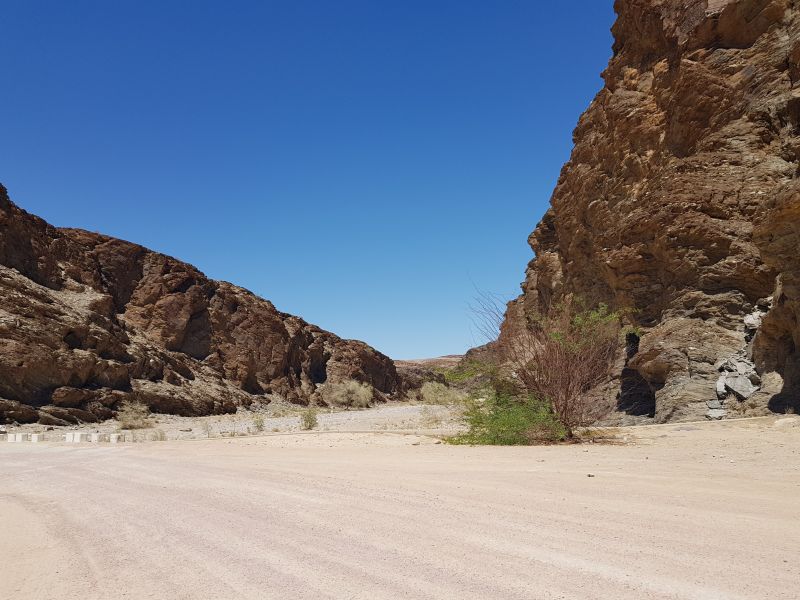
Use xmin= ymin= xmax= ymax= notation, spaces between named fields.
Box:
xmin=503 ymin=0 xmax=800 ymax=421
xmin=0 ymin=185 xmax=403 ymax=424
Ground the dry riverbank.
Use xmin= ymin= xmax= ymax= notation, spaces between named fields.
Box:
xmin=2 ymin=415 xmax=799 ymax=599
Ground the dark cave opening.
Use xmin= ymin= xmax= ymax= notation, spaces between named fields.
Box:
xmin=309 ymin=354 xmax=330 ymax=385
xmin=618 ymin=368 xmax=657 ymax=417
xmin=617 ymin=332 xmax=657 ymax=417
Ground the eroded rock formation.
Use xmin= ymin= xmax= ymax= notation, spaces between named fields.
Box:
xmin=504 ymin=0 xmax=800 ymax=421
xmin=0 ymin=185 xmax=402 ymax=424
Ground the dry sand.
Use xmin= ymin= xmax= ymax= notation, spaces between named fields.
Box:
xmin=1 ymin=415 xmax=799 ymax=599
xmin=5 ymin=402 xmax=464 ymax=441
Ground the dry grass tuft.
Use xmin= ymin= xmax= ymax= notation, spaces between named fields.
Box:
xmin=419 ymin=382 xmax=466 ymax=406
xmin=319 ymin=380 xmax=374 ymax=408
xmin=253 ymin=413 xmax=265 ymax=432
xmin=300 ymin=407 xmax=318 ymax=430
xmin=117 ymin=399 xmax=152 ymax=430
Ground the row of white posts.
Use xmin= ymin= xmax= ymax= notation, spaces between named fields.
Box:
xmin=3 ymin=432 xmax=125 ymax=443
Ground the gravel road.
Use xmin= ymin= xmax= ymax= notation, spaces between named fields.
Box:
xmin=2 ymin=418 xmax=799 ymax=599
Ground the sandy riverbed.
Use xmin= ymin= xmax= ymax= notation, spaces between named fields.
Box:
xmin=1 ymin=415 xmax=799 ymax=599
xmin=2 ymin=402 xmax=464 ymax=442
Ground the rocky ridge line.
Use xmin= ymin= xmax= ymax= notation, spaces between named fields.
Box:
xmin=0 ymin=185 xmax=404 ymax=425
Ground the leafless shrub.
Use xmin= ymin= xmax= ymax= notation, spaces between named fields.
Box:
xmin=319 ymin=380 xmax=373 ymax=408
xmin=116 ymin=398 xmax=151 ymax=430
xmin=469 ymin=290 xmax=509 ymax=345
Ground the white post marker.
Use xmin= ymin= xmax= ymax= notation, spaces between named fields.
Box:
xmin=30 ymin=434 xmax=43 ymax=443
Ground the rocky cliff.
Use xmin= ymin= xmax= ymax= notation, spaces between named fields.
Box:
xmin=0 ymin=185 xmax=402 ymax=425
xmin=504 ymin=0 xmax=800 ymax=421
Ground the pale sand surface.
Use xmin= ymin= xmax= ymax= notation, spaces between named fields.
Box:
xmin=1 ymin=416 xmax=799 ymax=599
xmin=6 ymin=402 xmax=464 ymax=440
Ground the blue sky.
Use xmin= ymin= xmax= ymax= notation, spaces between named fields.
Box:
xmin=1 ymin=1 xmax=615 ymax=359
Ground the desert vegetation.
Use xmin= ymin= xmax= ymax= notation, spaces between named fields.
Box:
xmin=449 ymin=392 xmax=566 ymax=445
xmin=318 ymin=380 xmax=374 ymax=408
xmin=299 ymin=407 xmax=318 ymax=430
xmin=418 ymin=381 xmax=466 ymax=405
xmin=437 ymin=359 xmax=496 ymax=386
xmin=457 ymin=295 xmax=624 ymax=443
xmin=116 ymin=398 xmax=152 ymax=430
xmin=253 ymin=413 xmax=265 ymax=432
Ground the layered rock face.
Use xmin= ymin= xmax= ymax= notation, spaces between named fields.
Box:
xmin=505 ymin=0 xmax=800 ymax=421
xmin=0 ymin=185 xmax=402 ymax=424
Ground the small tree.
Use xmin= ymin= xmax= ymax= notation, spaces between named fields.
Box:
xmin=502 ymin=300 xmax=621 ymax=436
xmin=473 ymin=292 xmax=623 ymax=438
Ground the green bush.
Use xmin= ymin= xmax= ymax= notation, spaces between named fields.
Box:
xmin=448 ymin=392 xmax=566 ymax=446
xmin=439 ymin=360 xmax=495 ymax=384
xmin=319 ymin=380 xmax=373 ymax=408
xmin=299 ymin=407 xmax=318 ymax=430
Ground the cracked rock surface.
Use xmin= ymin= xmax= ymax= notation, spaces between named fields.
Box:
xmin=0 ymin=186 xmax=403 ymax=424
xmin=503 ymin=0 xmax=800 ymax=421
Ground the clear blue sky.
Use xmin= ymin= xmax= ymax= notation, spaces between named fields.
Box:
xmin=1 ymin=1 xmax=615 ymax=359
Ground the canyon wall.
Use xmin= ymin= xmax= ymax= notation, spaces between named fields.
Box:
xmin=504 ymin=0 xmax=800 ymax=421
xmin=0 ymin=185 xmax=402 ymax=425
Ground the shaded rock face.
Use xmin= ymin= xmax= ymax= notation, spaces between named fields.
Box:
xmin=504 ymin=0 xmax=800 ymax=421
xmin=0 ymin=186 xmax=402 ymax=424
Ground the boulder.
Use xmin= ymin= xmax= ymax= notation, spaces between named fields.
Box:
xmin=723 ymin=375 xmax=759 ymax=401
xmin=51 ymin=387 xmax=97 ymax=408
